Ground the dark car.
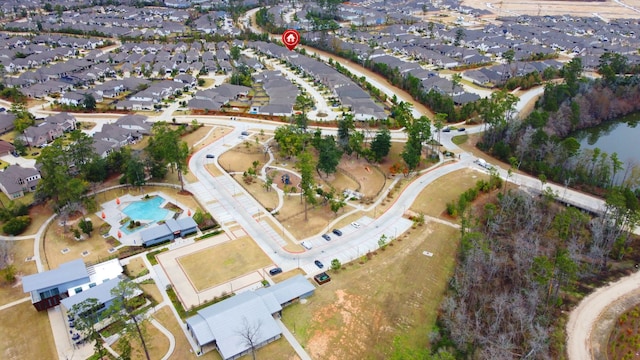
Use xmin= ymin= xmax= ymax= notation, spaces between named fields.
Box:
xmin=321 ymin=234 xmax=331 ymax=241
xmin=314 ymin=260 xmax=324 ymax=269
xmin=269 ymin=267 xmax=282 ymax=276
xmin=442 ymin=127 xmax=451 ymax=132
xmin=332 ymin=229 xmax=343 ymax=236
xmin=0 ymin=107 xmax=5 ymax=112
xmin=458 ymin=127 xmax=466 ymax=132
xmin=206 ymin=154 xmax=215 ymax=159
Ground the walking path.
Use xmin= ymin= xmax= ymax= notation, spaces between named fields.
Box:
xmin=276 ymin=318 xmax=313 ymax=360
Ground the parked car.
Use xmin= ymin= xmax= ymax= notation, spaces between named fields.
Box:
xmin=442 ymin=127 xmax=451 ymax=132
xmin=314 ymin=260 xmax=324 ymax=269
xmin=241 ymin=130 xmax=249 ymax=136
xmin=206 ymin=154 xmax=215 ymax=159
xmin=458 ymin=127 xmax=466 ymax=132
xmin=301 ymin=241 xmax=313 ymax=250
xmin=0 ymin=107 xmax=5 ymax=112
xmin=351 ymin=222 xmax=361 ymax=229
xmin=332 ymin=229 xmax=343 ymax=236
xmin=269 ymin=267 xmax=283 ymax=276
xmin=314 ymin=272 xmax=331 ymax=285
xmin=321 ymin=234 xmax=331 ymax=241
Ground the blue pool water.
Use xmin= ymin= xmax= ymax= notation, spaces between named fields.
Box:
xmin=120 ymin=196 xmax=172 ymax=234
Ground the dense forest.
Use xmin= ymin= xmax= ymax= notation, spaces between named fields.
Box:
xmin=480 ymin=55 xmax=640 ymax=193
xmin=434 ymin=184 xmax=639 ymax=359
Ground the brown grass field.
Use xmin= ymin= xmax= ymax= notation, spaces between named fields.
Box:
xmin=0 ymin=302 xmax=56 ymax=360
xmin=275 ymin=167 xmax=497 ymax=358
xmin=114 ymin=317 xmax=170 ymax=360
xmin=282 ymin=222 xmax=460 ymax=359
xmin=0 ymin=239 xmax=38 ymax=305
xmin=177 ymin=236 xmax=272 ymax=291
xmin=411 ymin=168 xmax=490 ymax=219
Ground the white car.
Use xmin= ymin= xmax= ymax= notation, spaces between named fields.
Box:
xmin=351 ymin=222 xmax=361 ymax=229
xmin=301 ymin=241 xmax=313 ymax=250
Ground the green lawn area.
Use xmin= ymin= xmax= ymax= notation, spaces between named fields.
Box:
xmin=177 ymin=236 xmax=272 ymax=291
xmin=452 ymin=134 xmax=468 ymax=145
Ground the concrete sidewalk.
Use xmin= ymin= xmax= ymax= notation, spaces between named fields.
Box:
xmin=276 ymin=318 xmax=312 ymax=360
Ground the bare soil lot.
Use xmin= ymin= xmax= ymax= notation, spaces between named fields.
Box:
xmin=460 ymin=0 xmax=640 ymax=19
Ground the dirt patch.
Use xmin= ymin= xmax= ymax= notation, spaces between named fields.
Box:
xmin=337 ymin=157 xmax=386 ymax=199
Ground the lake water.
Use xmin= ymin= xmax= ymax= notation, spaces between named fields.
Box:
xmin=573 ymin=112 xmax=640 ymax=174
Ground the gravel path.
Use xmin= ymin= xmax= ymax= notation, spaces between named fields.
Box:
xmin=567 ymin=270 xmax=640 ymax=359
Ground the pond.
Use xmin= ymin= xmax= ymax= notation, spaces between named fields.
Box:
xmin=573 ymin=112 xmax=640 ymax=182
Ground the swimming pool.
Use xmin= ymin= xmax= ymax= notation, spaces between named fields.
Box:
xmin=121 ymin=196 xmax=172 ymax=224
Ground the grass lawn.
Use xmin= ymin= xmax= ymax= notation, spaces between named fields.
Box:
xmin=452 ymin=134 xmax=468 ymax=145
xmin=244 ymin=337 xmax=299 ymax=360
xmin=123 ymin=257 xmax=148 ymax=278
xmin=113 ymin=318 xmax=170 ymax=360
xmin=281 ymin=222 xmax=460 ymax=359
xmin=140 ymin=280 xmax=163 ymax=305
xmin=410 ymin=168 xmax=489 ymax=219
xmin=43 ymin=213 xmax=116 ymax=270
xmin=239 ymin=179 xmax=279 ymax=211
xmin=177 ymin=236 xmax=272 ymax=291
xmin=0 ymin=301 xmax=56 ymax=360
xmin=0 ymin=239 xmax=37 ymax=305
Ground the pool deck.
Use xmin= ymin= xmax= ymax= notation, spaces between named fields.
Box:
xmin=97 ymin=191 xmax=196 ymax=247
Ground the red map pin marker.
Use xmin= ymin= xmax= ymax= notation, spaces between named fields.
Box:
xmin=282 ymin=29 xmax=300 ymax=51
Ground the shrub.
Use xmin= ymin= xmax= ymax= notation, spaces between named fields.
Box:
xmin=79 ymin=219 xmax=93 ymax=235
xmin=3 ymin=215 xmax=31 ymax=235
xmin=2 ymin=264 xmax=16 ymax=282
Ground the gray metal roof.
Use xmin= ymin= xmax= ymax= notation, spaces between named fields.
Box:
xmin=186 ymin=275 xmax=315 ymax=359
xmin=140 ymin=224 xmax=172 ymax=243
xmin=22 ymin=259 xmax=89 ymax=293
xmin=255 ymin=275 xmax=316 ymax=305
xmin=60 ymin=277 xmax=122 ymax=310
xmin=176 ymin=216 xmax=198 ymax=230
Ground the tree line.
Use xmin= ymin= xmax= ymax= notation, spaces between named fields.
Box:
xmin=479 ymin=55 xmax=640 ymax=193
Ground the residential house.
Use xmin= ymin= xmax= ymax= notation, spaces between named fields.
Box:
xmin=0 ymin=164 xmax=40 ymax=199
xmin=186 ymin=275 xmax=315 ymax=358
xmin=19 ymin=123 xmax=65 ymax=148
xmin=0 ymin=140 xmax=15 ymax=156
xmin=0 ymin=113 xmax=16 ymax=135
xmin=114 ymin=114 xmax=151 ymax=136
xmin=45 ymin=112 xmax=77 ymax=132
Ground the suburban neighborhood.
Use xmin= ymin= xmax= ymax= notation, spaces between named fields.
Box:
xmin=0 ymin=0 xmax=639 ymax=359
